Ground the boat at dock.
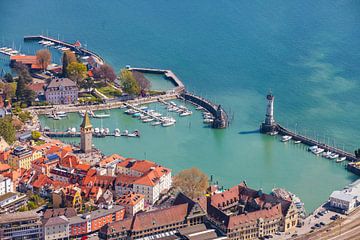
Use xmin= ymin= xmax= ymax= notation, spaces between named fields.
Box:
xmin=151 ymin=121 xmax=162 ymax=126
xmin=329 ymin=153 xmax=339 ymax=160
xmin=94 ymin=113 xmax=110 ymax=118
xmin=281 ymin=135 xmax=292 ymax=142
xmin=114 ymin=128 xmax=121 ymax=137
xmin=294 ymin=140 xmax=301 ymax=144
xmin=312 ymin=147 xmax=325 ymax=155
xmin=180 ymin=111 xmax=192 ymax=117
xmin=142 ymin=118 xmax=154 ymax=123
xmin=336 ymin=157 xmax=346 ymax=163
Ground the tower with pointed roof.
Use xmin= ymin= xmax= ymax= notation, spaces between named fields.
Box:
xmin=80 ymin=112 xmax=92 ymax=153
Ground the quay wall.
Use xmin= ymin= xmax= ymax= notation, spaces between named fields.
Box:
xmin=30 ymin=94 xmax=178 ymax=115
xmin=128 ymin=67 xmax=185 ymax=93
xmin=182 ymin=92 xmax=228 ymax=128
xmin=276 ymin=124 xmax=357 ymax=161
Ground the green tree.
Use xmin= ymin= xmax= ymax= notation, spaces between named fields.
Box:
xmin=173 ymin=167 xmax=209 ymax=199
xmin=36 ymin=49 xmax=51 ymax=71
xmin=67 ymin=62 xmax=87 ymax=83
xmin=4 ymin=73 xmax=13 ymax=82
xmin=79 ymin=78 xmax=94 ymax=90
xmin=0 ymin=117 xmax=16 ymax=144
xmin=119 ymin=69 xmax=140 ymax=95
xmin=62 ymin=50 xmax=77 ymax=77
xmin=14 ymin=63 xmax=32 ymax=84
xmin=31 ymin=131 xmax=41 ymax=140
xmin=15 ymin=76 xmax=26 ymax=101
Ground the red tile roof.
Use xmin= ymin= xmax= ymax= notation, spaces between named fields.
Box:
xmin=116 ymin=193 xmax=144 ymax=207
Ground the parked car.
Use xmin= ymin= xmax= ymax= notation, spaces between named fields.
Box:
xmin=320 ymin=222 xmax=325 ymax=226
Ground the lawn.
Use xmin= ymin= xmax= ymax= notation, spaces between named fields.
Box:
xmin=96 ymin=85 xmax=122 ymax=98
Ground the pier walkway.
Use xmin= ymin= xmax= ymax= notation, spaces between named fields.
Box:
xmin=42 ymin=131 xmax=138 ymax=138
xmin=127 ymin=67 xmax=185 ymax=93
xmin=182 ymin=92 xmax=228 ymax=128
xmin=124 ymin=103 xmax=166 ymax=123
xmin=276 ymin=124 xmax=357 ymax=162
xmin=24 ymin=35 xmax=104 ymax=64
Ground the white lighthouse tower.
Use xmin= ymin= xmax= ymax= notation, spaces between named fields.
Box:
xmin=260 ymin=92 xmax=277 ymax=133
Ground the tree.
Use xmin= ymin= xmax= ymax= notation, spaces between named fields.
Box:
xmin=132 ymin=71 xmax=151 ymax=91
xmin=3 ymin=83 xmax=16 ymax=100
xmin=62 ymin=50 xmax=77 ymax=77
xmin=31 ymin=131 xmax=41 ymax=140
xmin=36 ymin=49 xmax=51 ymax=71
xmin=16 ymin=76 xmax=26 ymax=101
xmin=173 ymin=167 xmax=209 ymax=199
xmin=67 ymin=62 xmax=87 ymax=83
xmin=79 ymin=78 xmax=94 ymax=90
xmin=0 ymin=117 xmax=16 ymax=144
xmin=93 ymin=64 xmax=117 ymax=83
xmin=119 ymin=69 xmax=140 ymax=95
xmin=4 ymin=73 xmax=13 ymax=82
xmin=14 ymin=63 xmax=32 ymax=84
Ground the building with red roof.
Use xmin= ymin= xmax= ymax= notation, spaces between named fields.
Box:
xmin=206 ymin=182 xmax=299 ymax=239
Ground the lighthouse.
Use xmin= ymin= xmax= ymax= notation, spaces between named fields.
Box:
xmin=260 ymin=92 xmax=277 ymax=133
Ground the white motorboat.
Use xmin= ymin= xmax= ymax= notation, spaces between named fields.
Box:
xmin=57 ymin=111 xmax=67 ymax=117
xmin=322 ymin=151 xmax=332 ymax=158
xmin=269 ymin=131 xmax=278 ymax=136
xmin=104 ymin=128 xmax=110 ymax=134
xmin=308 ymin=146 xmax=318 ymax=152
xmin=312 ymin=148 xmax=325 ymax=155
xmin=53 ymin=115 xmax=61 ymax=120
xmin=294 ymin=140 xmax=301 ymax=144
xmin=71 ymin=127 xmax=76 ymax=133
xmin=151 ymin=121 xmax=162 ymax=126
xmin=203 ymin=118 xmax=214 ymax=124
xmin=94 ymin=128 xmax=100 ymax=134
xmin=281 ymin=135 xmax=292 ymax=142
xmin=336 ymin=157 xmax=346 ymax=163
xmin=162 ymin=121 xmax=175 ymax=127
xmin=143 ymin=118 xmax=154 ymax=123
xmin=329 ymin=153 xmax=339 ymax=160
xmin=170 ymin=101 xmax=177 ymax=106
xmin=180 ymin=111 xmax=192 ymax=117
xmin=94 ymin=113 xmax=110 ymax=118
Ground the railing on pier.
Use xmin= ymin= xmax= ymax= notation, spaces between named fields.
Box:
xmin=276 ymin=124 xmax=357 ymax=161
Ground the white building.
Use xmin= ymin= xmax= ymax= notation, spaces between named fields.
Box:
xmin=45 ymin=78 xmax=78 ymax=105
xmin=115 ymin=159 xmax=172 ymax=205
xmin=329 ymin=179 xmax=360 ymax=213
xmin=116 ymin=192 xmax=145 ymax=216
xmin=43 ymin=216 xmax=69 ymax=240
xmin=0 ymin=176 xmax=12 ymax=195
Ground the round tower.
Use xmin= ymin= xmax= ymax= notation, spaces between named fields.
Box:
xmin=260 ymin=92 xmax=277 ymax=133
xmin=80 ymin=112 xmax=93 ymax=153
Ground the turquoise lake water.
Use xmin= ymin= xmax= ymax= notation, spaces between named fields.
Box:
xmin=2 ymin=0 xmax=360 ymax=212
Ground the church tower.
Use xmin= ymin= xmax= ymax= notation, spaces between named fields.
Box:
xmin=80 ymin=112 xmax=92 ymax=153
xmin=260 ymin=92 xmax=277 ymax=133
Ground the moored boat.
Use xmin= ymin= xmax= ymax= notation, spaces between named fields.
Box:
xmin=281 ymin=135 xmax=292 ymax=142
